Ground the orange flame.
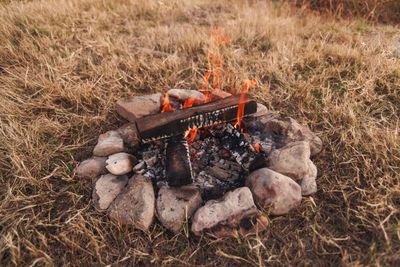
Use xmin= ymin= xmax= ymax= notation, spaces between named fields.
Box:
xmin=235 ymin=80 xmax=256 ymax=128
xmin=161 ymin=94 xmax=174 ymax=113
xmin=252 ymin=143 xmax=261 ymax=153
xmin=202 ymin=28 xmax=230 ymax=95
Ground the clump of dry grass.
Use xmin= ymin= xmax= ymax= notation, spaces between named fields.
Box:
xmin=0 ymin=0 xmax=399 ymax=266
xmin=295 ymin=0 xmax=400 ymax=24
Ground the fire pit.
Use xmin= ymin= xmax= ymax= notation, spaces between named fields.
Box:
xmin=74 ymin=88 xmax=322 ymax=237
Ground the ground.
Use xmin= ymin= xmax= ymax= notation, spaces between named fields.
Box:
xmin=0 ymin=0 xmax=399 ymax=266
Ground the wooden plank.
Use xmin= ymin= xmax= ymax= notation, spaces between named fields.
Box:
xmin=135 ymin=95 xmax=257 ymax=142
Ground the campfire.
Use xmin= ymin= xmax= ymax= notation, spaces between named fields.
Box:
xmin=74 ymin=31 xmax=322 ymax=236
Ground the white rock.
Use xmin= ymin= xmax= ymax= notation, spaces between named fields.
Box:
xmin=300 ymin=163 xmax=317 ymax=196
xmin=210 ymin=89 xmax=231 ymax=99
xmin=269 ymin=141 xmax=317 ymax=181
xmin=191 ymin=187 xmax=258 ymax=236
xmin=92 ymin=174 xmax=128 ymax=211
xmin=109 ymin=175 xmax=155 ymax=230
xmin=116 ymin=93 xmax=162 ymax=122
xmin=156 ymin=185 xmax=202 ymax=233
xmin=93 ymin=131 xmax=124 ymax=157
xmin=252 ymin=103 xmax=269 ymax=117
xmin=106 ymin=152 xmax=137 ymax=175
xmin=74 ymin=157 xmax=107 ymax=180
xmin=246 ymin=168 xmax=302 ymax=215
xmin=167 ymin=89 xmax=206 ymax=101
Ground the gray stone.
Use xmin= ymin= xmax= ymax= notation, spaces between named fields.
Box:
xmin=167 ymin=89 xmax=206 ymax=101
xmin=92 ymin=174 xmax=128 ymax=211
xmin=74 ymin=157 xmax=107 ymax=180
xmin=262 ymin=116 xmax=322 ymax=156
xmin=93 ymin=131 xmax=124 ymax=157
xmin=117 ymin=123 xmax=141 ymax=149
xmin=156 ymin=185 xmax=202 ymax=233
xmin=300 ymin=163 xmax=317 ymax=196
xmin=116 ymin=93 xmax=162 ymax=122
xmin=210 ymin=89 xmax=231 ymax=99
xmin=109 ymin=175 xmax=155 ymax=230
xmin=252 ymin=103 xmax=269 ymax=117
xmin=246 ymin=168 xmax=302 ymax=215
xmin=106 ymin=152 xmax=137 ymax=175
xmin=191 ymin=187 xmax=258 ymax=236
xmin=269 ymin=141 xmax=317 ymax=181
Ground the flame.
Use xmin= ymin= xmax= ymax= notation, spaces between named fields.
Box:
xmin=161 ymin=93 xmax=174 ymax=113
xmin=184 ymin=127 xmax=198 ymax=143
xmin=252 ymin=143 xmax=261 ymax=153
xmin=235 ymin=80 xmax=256 ymax=128
xmin=202 ymin=28 xmax=230 ymax=95
xmin=160 ymin=29 xmax=256 ymax=143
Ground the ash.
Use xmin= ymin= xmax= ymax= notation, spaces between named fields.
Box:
xmin=132 ymin=119 xmax=277 ymax=200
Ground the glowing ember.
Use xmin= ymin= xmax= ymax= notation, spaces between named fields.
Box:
xmin=235 ymin=80 xmax=256 ymax=128
xmin=161 ymin=94 xmax=174 ymax=113
xmin=252 ymin=143 xmax=261 ymax=153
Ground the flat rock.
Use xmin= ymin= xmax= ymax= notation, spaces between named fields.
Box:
xmin=167 ymin=89 xmax=206 ymax=101
xmin=93 ymin=131 xmax=124 ymax=157
xmin=261 ymin=116 xmax=322 ymax=156
xmin=191 ymin=187 xmax=259 ymax=236
xmin=106 ymin=152 xmax=137 ymax=175
xmin=109 ymin=175 xmax=155 ymax=230
xmin=156 ymin=185 xmax=202 ymax=233
xmin=74 ymin=157 xmax=107 ymax=180
xmin=116 ymin=93 xmax=162 ymax=122
xmin=117 ymin=123 xmax=141 ymax=149
xmin=246 ymin=168 xmax=302 ymax=215
xmin=92 ymin=174 xmax=128 ymax=211
xmin=210 ymin=89 xmax=231 ymax=99
xmin=252 ymin=103 xmax=269 ymax=117
xmin=268 ymin=141 xmax=317 ymax=181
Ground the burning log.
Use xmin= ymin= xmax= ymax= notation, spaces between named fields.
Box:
xmin=135 ymin=95 xmax=257 ymax=142
xmin=165 ymin=135 xmax=193 ymax=187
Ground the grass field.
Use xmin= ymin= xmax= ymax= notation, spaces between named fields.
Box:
xmin=0 ymin=0 xmax=399 ymax=266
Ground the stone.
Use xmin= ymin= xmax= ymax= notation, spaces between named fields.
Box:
xmin=93 ymin=131 xmax=124 ymax=157
xmin=246 ymin=168 xmax=302 ymax=215
xmin=106 ymin=152 xmax=137 ymax=175
xmin=210 ymin=89 xmax=231 ymax=99
xmin=252 ymin=103 xmax=269 ymax=117
xmin=156 ymin=185 xmax=202 ymax=233
xmin=109 ymin=175 xmax=155 ymax=230
xmin=268 ymin=141 xmax=317 ymax=181
xmin=167 ymin=89 xmax=206 ymax=101
xmin=74 ymin=157 xmax=107 ymax=180
xmin=263 ymin=116 xmax=322 ymax=156
xmin=191 ymin=187 xmax=259 ymax=236
xmin=92 ymin=174 xmax=128 ymax=211
xmin=116 ymin=93 xmax=162 ymax=122
xmin=117 ymin=123 xmax=140 ymax=149
xmin=300 ymin=163 xmax=317 ymax=196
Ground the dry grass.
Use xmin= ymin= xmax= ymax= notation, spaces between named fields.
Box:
xmin=0 ymin=0 xmax=399 ymax=266
xmin=295 ymin=0 xmax=400 ymax=24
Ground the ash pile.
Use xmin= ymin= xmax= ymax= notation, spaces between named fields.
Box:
xmin=75 ymin=89 xmax=322 ymax=237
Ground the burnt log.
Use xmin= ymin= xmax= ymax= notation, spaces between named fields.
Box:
xmin=165 ymin=135 xmax=193 ymax=187
xmin=136 ymin=95 xmax=257 ymax=142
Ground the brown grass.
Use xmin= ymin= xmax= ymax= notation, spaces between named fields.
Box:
xmin=0 ymin=0 xmax=399 ymax=266
xmin=295 ymin=0 xmax=400 ymax=24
